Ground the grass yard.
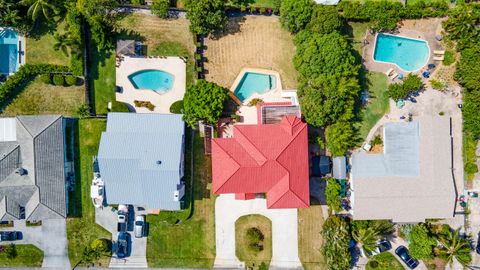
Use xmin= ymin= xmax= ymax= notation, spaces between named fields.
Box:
xmin=235 ymin=215 xmax=272 ymax=268
xmin=348 ymin=22 xmax=370 ymax=56
xmin=90 ymin=45 xmax=116 ymax=115
xmin=1 ymin=77 xmax=85 ymax=116
xmin=66 ymin=119 xmax=111 ymax=266
xmin=26 ymin=21 xmax=70 ymax=66
xmin=0 ymin=244 xmax=43 ymax=267
xmin=356 ymin=72 xmax=389 ymax=140
xmin=146 ymin=131 xmax=215 ymax=268
xmin=366 ymin=252 xmax=404 ymax=270
xmin=204 ymin=16 xmax=298 ymax=89
xmin=463 ymin=134 xmax=479 ymax=181
xmin=298 ymin=205 xmax=325 ymax=270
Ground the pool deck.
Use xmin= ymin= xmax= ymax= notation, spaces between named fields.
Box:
xmin=116 ymin=56 xmax=186 ymax=113
xmin=362 ymin=18 xmax=444 ymax=76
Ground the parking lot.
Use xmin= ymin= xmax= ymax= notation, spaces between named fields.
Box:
xmin=95 ymin=206 xmax=148 ymax=268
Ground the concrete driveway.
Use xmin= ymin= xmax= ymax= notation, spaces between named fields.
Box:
xmin=95 ymin=206 xmax=148 ymax=268
xmin=0 ymin=219 xmax=70 ymax=269
xmin=214 ymin=194 xmax=302 ymax=269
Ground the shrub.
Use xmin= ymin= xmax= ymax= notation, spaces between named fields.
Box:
xmin=134 ymin=100 xmax=156 ymax=111
xmin=439 ymin=111 xmax=445 ymax=116
xmin=368 ymin=260 xmax=379 ymax=268
xmin=152 ymin=0 xmax=170 ymax=18
xmin=465 ymin=162 xmax=479 ymax=175
xmin=409 ymin=224 xmax=436 ymax=260
xmin=186 ymin=0 xmax=226 ymax=35
xmin=247 ymin=98 xmax=263 ymax=107
xmin=131 ymin=0 xmax=145 ymax=4
xmin=65 ymin=75 xmax=78 ymax=86
xmin=430 ymin=79 xmax=445 ymax=90
xmin=387 ymin=74 xmax=423 ymax=100
xmin=246 ymin=227 xmax=264 ymax=242
xmin=76 ymin=104 xmax=91 ymax=117
xmin=443 ymin=51 xmax=455 ymax=66
xmin=53 ymin=74 xmax=65 ymax=86
xmin=169 ymin=100 xmax=184 ymax=114
xmin=248 ymin=242 xmax=264 ymax=252
xmin=230 ymin=114 xmax=240 ymax=122
xmin=371 ymin=134 xmax=382 ymax=146
xmin=6 ymin=244 xmax=17 ymax=259
xmin=183 ymin=80 xmax=228 ymax=127
xmin=259 ymin=7 xmax=266 ymax=14
xmin=325 ymin=178 xmax=342 ymax=213
xmin=90 ymin=239 xmax=109 ymax=253
xmin=325 ymin=121 xmax=357 ymax=157
xmin=39 ymin=73 xmax=52 ymax=84
xmin=70 ymin=54 xmax=84 ymax=76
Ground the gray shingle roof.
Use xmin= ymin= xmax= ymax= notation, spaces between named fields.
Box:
xmin=98 ymin=113 xmax=185 ymax=210
xmin=0 ymin=115 xmax=66 ymax=220
xmin=351 ymin=116 xmax=456 ymax=222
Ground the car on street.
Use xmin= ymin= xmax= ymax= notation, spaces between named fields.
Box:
xmin=116 ymin=232 xmax=130 ymax=258
xmin=0 ymin=231 xmax=22 ymax=241
xmin=395 ymin=246 xmax=419 ymax=269
xmin=134 ymin=215 xmax=145 ymax=238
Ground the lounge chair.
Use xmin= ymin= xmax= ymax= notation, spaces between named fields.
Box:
xmin=433 ymin=55 xmax=444 ymax=61
xmin=385 ymin=68 xmax=394 ymax=76
xmin=433 ymin=50 xmax=445 ymax=55
xmin=389 ymin=71 xmax=399 ymax=80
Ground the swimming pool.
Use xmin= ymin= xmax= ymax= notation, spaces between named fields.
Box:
xmin=373 ymin=33 xmax=430 ymax=72
xmin=128 ymin=69 xmax=174 ymax=92
xmin=0 ymin=29 xmax=19 ymax=74
xmin=233 ymin=72 xmax=277 ymax=102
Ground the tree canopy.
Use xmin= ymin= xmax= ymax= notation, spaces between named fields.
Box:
xmin=324 ymin=178 xmax=341 ymax=213
xmin=186 ymin=0 xmax=226 ymax=35
xmin=183 ymin=80 xmax=228 ymax=128
xmin=77 ymin=0 xmax=119 ymax=50
xmin=279 ymin=0 xmax=314 ymax=33
xmin=408 ymin=224 xmax=436 ymax=260
xmin=307 ymin=5 xmax=343 ymax=35
xmin=325 ymin=121 xmax=357 ymax=157
xmin=387 ymin=74 xmax=423 ymax=101
xmin=152 ymin=0 xmax=170 ymax=18
xmin=322 ymin=216 xmax=351 ymax=270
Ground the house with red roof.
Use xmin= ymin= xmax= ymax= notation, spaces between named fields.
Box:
xmin=211 ymin=115 xmax=310 ymax=209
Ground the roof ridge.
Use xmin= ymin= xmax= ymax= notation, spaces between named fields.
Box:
xmin=211 ymin=140 xmax=241 ymax=193
xmin=234 ymin=126 xmax=267 ymax=165
xmin=32 ymin=115 xmax=62 ymax=140
xmin=274 ymin=122 xmax=307 ymax=160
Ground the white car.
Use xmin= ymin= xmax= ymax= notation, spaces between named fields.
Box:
xmin=134 ymin=215 xmax=145 ymax=238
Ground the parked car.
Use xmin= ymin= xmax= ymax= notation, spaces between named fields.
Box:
xmin=377 ymin=239 xmax=392 ymax=253
xmin=0 ymin=231 xmax=22 ymax=241
xmin=476 ymin=234 xmax=480 ymax=254
xmin=116 ymin=232 xmax=130 ymax=258
xmin=134 ymin=215 xmax=145 ymax=238
xmin=395 ymin=246 xmax=419 ymax=269
xmin=117 ymin=204 xmax=128 ymax=232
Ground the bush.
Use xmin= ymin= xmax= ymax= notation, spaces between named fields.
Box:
xmin=152 ymin=0 xmax=170 ymax=18
xmin=246 ymin=227 xmax=264 ymax=242
xmin=325 ymin=121 xmax=357 ymax=157
xmin=134 ymin=100 xmax=156 ymax=111
xmin=247 ymin=98 xmax=263 ymax=107
xmin=430 ymin=79 xmax=445 ymax=90
xmin=465 ymin=162 xmax=479 ymax=175
xmin=248 ymin=242 xmax=264 ymax=252
xmin=70 ymin=54 xmax=84 ymax=76
xmin=39 ymin=73 xmax=51 ymax=84
xmin=52 ymin=74 xmax=65 ymax=86
xmin=131 ymin=0 xmax=145 ymax=4
xmin=90 ymin=239 xmax=109 ymax=253
xmin=65 ymin=75 xmax=78 ymax=86
xmin=169 ymin=100 xmax=184 ymax=114
xmin=387 ymin=74 xmax=423 ymax=100
xmin=280 ymin=0 xmax=314 ymax=33
xmin=368 ymin=260 xmax=379 ymax=268
xmin=371 ymin=134 xmax=382 ymax=146
xmin=325 ymin=178 xmax=342 ymax=213
xmin=6 ymin=244 xmax=17 ymax=259
xmin=443 ymin=51 xmax=455 ymax=66
xmin=76 ymin=104 xmax=91 ymax=117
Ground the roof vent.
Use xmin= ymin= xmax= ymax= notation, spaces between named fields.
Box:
xmin=156 ymin=160 xmax=162 ymax=165
xmin=15 ymin=168 xmax=27 ymax=176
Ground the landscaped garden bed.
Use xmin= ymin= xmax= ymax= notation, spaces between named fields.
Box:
xmin=235 ymin=214 xmax=272 ymax=269
xmin=0 ymin=244 xmax=44 ymax=267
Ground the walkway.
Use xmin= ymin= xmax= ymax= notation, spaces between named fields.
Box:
xmin=213 ymin=194 xmax=302 ymax=269
xmin=0 ymin=219 xmax=70 ymax=269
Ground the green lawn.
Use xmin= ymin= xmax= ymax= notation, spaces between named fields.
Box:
xmin=90 ymin=46 xmax=116 ymax=115
xmin=366 ymin=252 xmax=404 ymax=270
xmin=356 ymin=72 xmax=389 ymax=140
xmin=1 ymin=77 xmax=85 ymax=116
xmin=298 ymin=205 xmax=325 ymax=270
xmin=26 ymin=21 xmax=70 ymax=66
xmin=66 ymin=119 xmax=111 ymax=266
xmin=250 ymin=0 xmax=277 ymax=8
xmin=146 ymin=131 xmax=215 ymax=268
xmin=406 ymin=0 xmax=448 ymax=5
xmin=235 ymin=215 xmax=272 ymax=268
xmin=348 ymin=22 xmax=370 ymax=56
xmin=0 ymin=244 xmax=43 ymax=267
xmin=463 ymin=134 xmax=479 ymax=181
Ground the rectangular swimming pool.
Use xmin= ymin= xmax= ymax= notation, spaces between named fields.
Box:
xmin=0 ymin=29 xmax=19 ymax=74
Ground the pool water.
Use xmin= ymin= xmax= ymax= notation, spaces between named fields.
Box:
xmin=234 ymin=72 xmax=277 ymax=102
xmin=0 ymin=29 xmax=19 ymax=74
xmin=128 ymin=69 xmax=174 ymax=92
xmin=374 ymin=34 xmax=429 ymax=72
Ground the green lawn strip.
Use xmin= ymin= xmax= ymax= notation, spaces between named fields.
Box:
xmin=443 ymin=50 xmax=455 ymax=66
xmin=67 ymin=119 xmax=111 ymax=266
xmin=235 ymin=215 xmax=272 ymax=268
xmin=1 ymin=77 xmax=85 ymax=116
xmin=26 ymin=21 xmax=70 ymax=66
xmin=149 ymin=42 xmax=195 ymax=87
xmin=356 ymin=72 xmax=389 ymax=140
xmin=463 ymin=133 xmax=479 ymax=181
xmin=406 ymin=0 xmax=447 ymax=5
xmin=146 ymin=131 xmax=215 ymax=268
xmin=366 ymin=252 xmax=404 ymax=270
xmin=250 ymin=0 xmax=277 ymax=8
xmin=348 ymin=22 xmax=370 ymax=56
xmin=0 ymin=244 xmax=43 ymax=267
xmin=90 ymin=44 xmax=116 ymax=115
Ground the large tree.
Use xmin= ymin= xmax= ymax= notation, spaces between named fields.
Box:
xmin=324 ymin=178 xmax=341 ymax=213
xmin=279 ymin=0 xmax=314 ymax=33
xmin=77 ymin=0 xmax=119 ymax=50
xmin=409 ymin=224 xmax=436 ymax=260
xmin=437 ymin=228 xmax=472 ymax=267
xmin=322 ymin=216 xmax=351 ymax=270
xmin=183 ymin=80 xmax=228 ymax=128
xmin=152 ymin=0 xmax=170 ymax=19
xmin=307 ymin=5 xmax=343 ymax=35
xmin=351 ymin=220 xmax=394 ymax=257
xmin=325 ymin=121 xmax=357 ymax=157
xmin=186 ymin=0 xmax=226 ymax=35
xmin=21 ymin=0 xmax=58 ymax=22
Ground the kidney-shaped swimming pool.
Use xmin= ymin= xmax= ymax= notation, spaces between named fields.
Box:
xmin=128 ymin=69 xmax=174 ymax=92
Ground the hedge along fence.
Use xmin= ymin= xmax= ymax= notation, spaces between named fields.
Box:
xmin=0 ymin=64 xmax=70 ymax=105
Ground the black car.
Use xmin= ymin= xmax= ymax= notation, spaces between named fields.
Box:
xmin=116 ymin=232 xmax=130 ymax=258
xmin=377 ymin=239 xmax=392 ymax=253
xmin=395 ymin=246 xmax=419 ymax=269
xmin=0 ymin=231 xmax=22 ymax=241
xmin=476 ymin=235 xmax=480 ymax=254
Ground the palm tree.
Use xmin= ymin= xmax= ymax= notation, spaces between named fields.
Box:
xmin=353 ymin=226 xmax=381 ymax=257
xmin=21 ymin=0 xmax=58 ymax=22
xmin=437 ymin=228 xmax=472 ymax=267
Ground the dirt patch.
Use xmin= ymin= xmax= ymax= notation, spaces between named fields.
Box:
xmin=204 ymin=16 xmax=298 ymax=90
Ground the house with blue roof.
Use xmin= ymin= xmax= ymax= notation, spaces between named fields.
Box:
xmin=97 ymin=113 xmax=186 ymax=211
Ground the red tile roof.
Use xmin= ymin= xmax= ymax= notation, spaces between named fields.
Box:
xmin=212 ymin=116 xmax=310 ymax=208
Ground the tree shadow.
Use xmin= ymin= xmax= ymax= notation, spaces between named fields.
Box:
xmin=210 ymin=16 xmax=246 ymax=40
xmin=116 ymin=28 xmax=146 ymax=42
xmin=68 ymin=118 xmax=83 ymax=218
xmin=28 ymin=18 xmax=62 ymax=39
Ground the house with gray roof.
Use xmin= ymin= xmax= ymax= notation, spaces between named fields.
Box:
xmin=0 ymin=115 xmax=67 ymax=221
xmin=97 ymin=113 xmax=186 ymax=211
xmin=350 ymin=116 xmax=457 ymax=223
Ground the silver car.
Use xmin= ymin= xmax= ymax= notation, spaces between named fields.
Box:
xmin=134 ymin=215 xmax=145 ymax=238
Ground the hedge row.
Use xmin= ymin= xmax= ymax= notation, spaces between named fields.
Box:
xmin=40 ymin=73 xmax=79 ymax=86
xmin=0 ymin=64 xmax=70 ymax=105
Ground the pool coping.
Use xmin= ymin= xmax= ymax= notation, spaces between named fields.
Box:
xmin=229 ymin=68 xmax=283 ymax=105
xmin=372 ymin=32 xmax=431 ymax=73
xmin=0 ymin=27 xmax=26 ymax=75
